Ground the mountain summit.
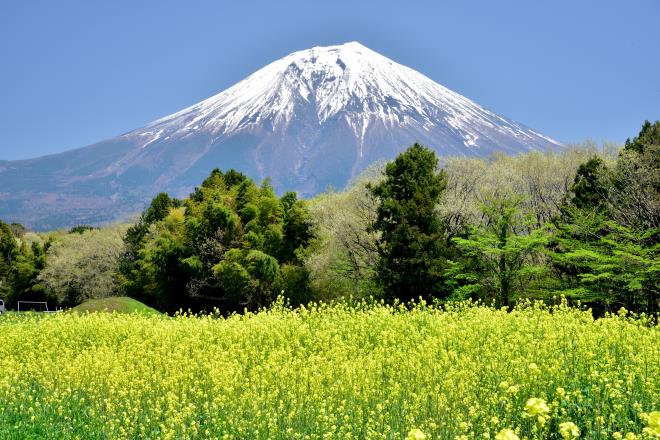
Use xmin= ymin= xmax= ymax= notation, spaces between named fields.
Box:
xmin=0 ymin=42 xmax=561 ymax=230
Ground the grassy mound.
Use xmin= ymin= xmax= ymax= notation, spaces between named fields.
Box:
xmin=71 ymin=296 xmax=160 ymax=315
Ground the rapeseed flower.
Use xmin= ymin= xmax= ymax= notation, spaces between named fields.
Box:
xmin=0 ymin=301 xmax=656 ymax=439
xmin=524 ymin=397 xmax=550 ymax=425
xmin=406 ymin=428 xmax=426 ymax=440
xmin=642 ymin=411 xmax=660 ymax=438
xmin=494 ymin=428 xmax=520 ymax=440
xmin=558 ymin=421 xmax=580 ymax=439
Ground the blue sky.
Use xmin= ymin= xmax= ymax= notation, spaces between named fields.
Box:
xmin=1 ymin=0 xmax=658 ymax=160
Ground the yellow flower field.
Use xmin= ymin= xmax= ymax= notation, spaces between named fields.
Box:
xmin=0 ymin=301 xmax=658 ymax=439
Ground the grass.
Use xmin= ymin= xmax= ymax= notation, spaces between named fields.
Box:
xmin=70 ymin=296 xmax=160 ymax=315
xmin=0 ymin=300 xmax=657 ymax=439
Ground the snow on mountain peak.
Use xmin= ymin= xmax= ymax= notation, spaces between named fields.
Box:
xmin=0 ymin=42 xmax=563 ymax=229
xmin=138 ymin=42 xmax=561 ymax=155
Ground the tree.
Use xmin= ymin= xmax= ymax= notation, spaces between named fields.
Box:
xmin=213 ymin=249 xmax=282 ymax=309
xmin=68 ymin=225 xmax=96 ymax=234
xmin=610 ymin=142 xmax=659 ymax=230
xmin=279 ymin=192 xmax=314 ymax=264
xmin=306 ymin=149 xmax=599 ymax=301
xmin=549 ymin=215 xmax=658 ymax=312
xmin=624 ymin=120 xmax=660 ymax=156
xmin=438 ymin=147 xmax=609 ymax=236
xmin=567 ymin=157 xmax=609 ymax=213
xmin=622 ymin=120 xmax=659 ymax=208
xmin=451 ymin=194 xmax=549 ymax=307
xmin=136 ymin=208 xmax=192 ymax=312
xmin=38 ymin=225 xmax=127 ymax=305
xmin=120 ymin=169 xmax=314 ymax=313
xmin=0 ymin=221 xmax=18 ymax=299
xmin=547 ymin=121 xmax=660 ymax=313
xmin=368 ymin=143 xmax=449 ymax=302
xmin=304 ymin=178 xmax=380 ymax=300
xmin=118 ymin=193 xmax=180 ymax=298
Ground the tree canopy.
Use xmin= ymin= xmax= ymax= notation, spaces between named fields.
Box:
xmin=368 ymin=143 xmax=450 ymax=302
xmin=119 ymin=169 xmax=314 ymax=312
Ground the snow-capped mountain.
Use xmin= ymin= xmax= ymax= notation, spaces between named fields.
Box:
xmin=0 ymin=42 xmax=562 ymax=230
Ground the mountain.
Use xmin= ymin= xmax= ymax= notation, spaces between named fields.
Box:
xmin=0 ymin=42 xmax=562 ymax=230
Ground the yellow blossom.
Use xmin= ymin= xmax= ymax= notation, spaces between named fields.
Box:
xmin=495 ymin=428 xmax=520 ymax=440
xmin=0 ymin=301 xmax=656 ymax=438
xmin=524 ymin=397 xmax=550 ymax=419
xmin=642 ymin=411 xmax=660 ymax=437
xmin=406 ymin=428 xmax=427 ymax=440
xmin=558 ymin=421 xmax=580 ymax=439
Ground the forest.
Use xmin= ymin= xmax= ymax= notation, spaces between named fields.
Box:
xmin=0 ymin=121 xmax=658 ymax=315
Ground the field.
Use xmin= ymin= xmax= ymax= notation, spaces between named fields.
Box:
xmin=0 ymin=301 xmax=658 ymax=440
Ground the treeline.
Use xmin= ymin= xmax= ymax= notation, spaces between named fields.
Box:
xmin=307 ymin=121 xmax=658 ymax=314
xmin=0 ymin=121 xmax=657 ymax=314
xmin=0 ymin=223 xmax=46 ymax=305
xmin=0 ymin=222 xmax=126 ymax=308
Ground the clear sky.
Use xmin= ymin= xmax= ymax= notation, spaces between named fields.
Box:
xmin=1 ymin=0 xmax=659 ymax=160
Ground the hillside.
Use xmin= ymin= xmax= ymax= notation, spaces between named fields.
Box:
xmin=71 ymin=297 xmax=160 ymax=315
xmin=0 ymin=42 xmax=561 ymax=230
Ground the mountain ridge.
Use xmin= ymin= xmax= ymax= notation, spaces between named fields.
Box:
xmin=0 ymin=42 xmax=562 ymax=230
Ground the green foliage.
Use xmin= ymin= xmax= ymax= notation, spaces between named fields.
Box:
xmin=143 ymin=192 xmax=182 ymax=224
xmin=0 ymin=221 xmax=18 ymax=298
xmin=369 ymin=143 xmax=449 ymax=302
xmin=278 ymin=263 xmax=313 ymax=306
xmin=134 ymin=208 xmax=191 ymax=312
xmin=549 ymin=208 xmax=659 ymax=313
xmin=548 ymin=121 xmax=660 ymax=313
xmin=121 ymin=169 xmax=313 ymax=312
xmin=624 ymin=119 xmax=660 ymax=155
xmin=451 ymin=195 xmax=549 ymax=307
xmin=118 ymin=193 xmax=181 ymax=299
xmin=306 ymin=150 xmax=600 ymax=302
xmin=279 ymin=192 xmax=314 ymax=263
xmin=71 ymin=296 xmax=160 ymax=315
xmin=38 ymin=225 xmax=127 ymax=306
xmin=0 ymin=221 xmax=47 ymax=306
xmin=567 ymin=156 xmax=609 ymax=212
xmin=68 ymin=225 xmax=96 ymax=234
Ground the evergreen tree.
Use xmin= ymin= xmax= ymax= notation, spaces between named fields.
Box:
xmin=0 ymin=221 xmax=47 ymax=306
xmin=624 ymin=120 xmax=660 ymax=155
xmin=118 ymin=193 xmax=180 ymax=299
xmin=279 ymin=192 xmax=314 ymax=264
xmin=0 ymin=221 xmax=17 ymax=299
xmin=549 ymin=214 xmax=658 ymax=313
xmin=548 ymin=122 xmax=660 ymax=313
xmin=68 ymin=225 xmax=96 ymax=234
xmin=368 ymin=143 xmax=449 ymax=302
xmin=566 ymin=157 xmax=609 ymax=213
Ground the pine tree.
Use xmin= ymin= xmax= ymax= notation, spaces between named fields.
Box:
xmin=624 ymin=120 xmax=660 ymax=155
xmin=368 ymin=143 xmax=449 ymax=302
